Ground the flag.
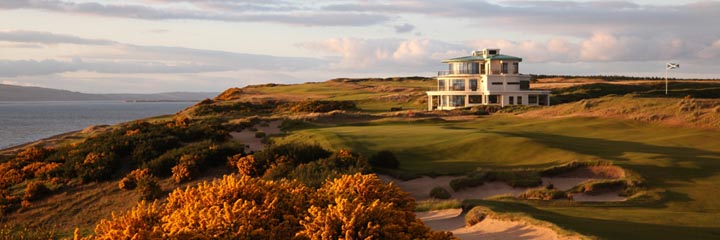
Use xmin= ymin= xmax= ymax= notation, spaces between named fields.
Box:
xmin=667 ymin=63 xmax=679 ymax=69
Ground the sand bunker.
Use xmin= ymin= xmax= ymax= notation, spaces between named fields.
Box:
xmin=379 ymin=166 xmax=627 ymax=202
xmin=418 ymin=209 xmax=579 ymax=240
xmin=230 ymin=120 xmax=282 ymax=152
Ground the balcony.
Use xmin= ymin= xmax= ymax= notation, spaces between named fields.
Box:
xmin=437 ymin=69 xmax=481 ymax=76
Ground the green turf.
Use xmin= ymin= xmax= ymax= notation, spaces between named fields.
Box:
xmin=275 ymin=115 xmax=720 ymax=239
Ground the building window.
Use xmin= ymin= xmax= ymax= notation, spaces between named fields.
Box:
xmin=488 ymin=50 xmax=497 ymax=55
xmin=488 ymin=95 xmax=499 ymax=104
xmin=502 ymin=62 xmax=508 ymax=74
xmin=529 ymin=95 xmax=538 ymax=104
xmin=509 ymin=96 xmax=514 ymax=105
xmin=539 ymin=94 xmax=548 ymax=105
xmin=520 ymin=81 xmax=530 ymax=90
xmin=491 ymin=82 xmax=503 ymax=85
xmin=438 ymin=80 xmax=445 ymax=90
xmin=452 ymin=95 xmax=465 ymax=107
xmin=452 ymin=79 xmax=465 ymax=91
xmin=470 ymin=79 xmax=478 ymax=91
xmin=507 ymin=82 xmax=520 ymax=85
xmin=513 ymin=62 xmax=519 ymax=74
xmin=471 ymin=63 xmax=479 ymax=74
xmin=469 ymin=95 xmax=482 ymax=103
xmin=480 ymin=63 xmax=486 ymax=74
xmin=517 ymin=96 xmax=523 ymax=105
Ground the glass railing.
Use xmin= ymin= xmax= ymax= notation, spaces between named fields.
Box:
xmin=437 ymin=69 xmax=482 ymax=76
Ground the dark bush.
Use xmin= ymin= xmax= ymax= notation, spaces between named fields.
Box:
xmin=255 ymin=131 xmax=266 ymax=138
xmin=287 ymin=150 xmax=369 ymax=188
xmin=283 ymin=100 xmax=357 ymax=113
xmin=449 ymin=173 xmax=487 ymax=192
xmin=518 ymin=188 xmax=569 ymax=200
xmin=23 ymin=181 xmax=51 ymax=202
xmin=368 ymin=150 xmax=399 ymax=169
xmin=429 ymin=187 xmax=452 ymax=199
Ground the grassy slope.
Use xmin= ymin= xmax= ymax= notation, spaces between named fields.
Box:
xmin=275 ymin=113 xmax=720 ymax=239
xmin=223 ymin=78 xmax=433 ymax=112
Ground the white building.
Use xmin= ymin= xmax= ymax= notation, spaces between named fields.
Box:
xmin=427 ymin=49 xmax=550 ymax=110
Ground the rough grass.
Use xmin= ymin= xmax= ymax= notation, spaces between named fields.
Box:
xmin=522 ymin=95 xmax=720 ymax=129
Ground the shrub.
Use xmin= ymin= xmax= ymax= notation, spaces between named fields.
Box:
xmin=518 ymin=188 xmax=569 ymax=200
xmin=90 ymin=174 xmax=453 ymax=239
xmin=449 ymin=173 xmax=486 ymax=192
xmin=495 ymin=171 xmax=542 ymax=188
xmin=23 ymin=181 xmax=51 ymax=202
xmin=429 ymin=187 xmax=452 ymax=199
xmin=254 ymin=131 xmax=266 ymax=138
xmin=465 ymin=206 xmax=490 ymax=227
xmin=287 ymin=149 xmax=370 ymax=188
xmin=118 ymin=177 xmax=136 ymax=190
xmin=119 ymin=169 xmax=162 ymax=200
xmin=368 ymin=150 xmax=400 ymax=169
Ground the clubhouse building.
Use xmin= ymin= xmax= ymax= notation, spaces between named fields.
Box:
xmin=427 ymin=49 xmax=550 ymax=110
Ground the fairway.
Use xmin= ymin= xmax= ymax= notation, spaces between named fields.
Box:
xmin=276 ymin=115 xmax=720 ymax=239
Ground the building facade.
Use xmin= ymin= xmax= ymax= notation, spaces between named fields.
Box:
xmin=426 ymin=49 xmax=550 ymax=110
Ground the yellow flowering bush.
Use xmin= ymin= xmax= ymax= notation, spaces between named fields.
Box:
xmin=86 ymin=174 xmax=454 ymax=239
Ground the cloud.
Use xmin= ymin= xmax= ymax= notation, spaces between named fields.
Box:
xmin=394 ymin=23 xmax=415 ymax=33
xmin=0 ymin=0 xmax=390 ymax=26
xmin=299 ymin=37 xmax=466 ymax=71
xmin=0 ymin=30 xmax=115 ymax=45
xmin=0 ymin=31 xmax=327 ymax=77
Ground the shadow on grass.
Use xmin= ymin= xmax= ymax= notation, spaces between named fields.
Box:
xmin=494 ymin=131 xmax=720 ymax=185
xmin=466 ymin=200 xmax=720 ymax=240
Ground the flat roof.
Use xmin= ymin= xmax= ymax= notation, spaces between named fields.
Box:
xmin=442 ymin=54 xmax=522 ymax=63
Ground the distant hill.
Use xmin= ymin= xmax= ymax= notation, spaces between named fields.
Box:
xmin=0 ymin=84 xmax=217 ymax=101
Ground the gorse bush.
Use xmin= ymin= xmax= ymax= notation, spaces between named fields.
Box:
xmin=118 ymin=169 xmax=162 ymax=201
xmin=231 ymin=143 xmax=331 ymax=177
xmin=84 ymin=174 xmax=454 ymax=239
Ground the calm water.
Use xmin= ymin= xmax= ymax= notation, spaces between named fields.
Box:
xmin=0 ymin=101 xmax=194 ymax=149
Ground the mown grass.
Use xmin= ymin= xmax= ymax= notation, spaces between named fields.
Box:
xmin=275 ymin=114 xmax=720 ymax=239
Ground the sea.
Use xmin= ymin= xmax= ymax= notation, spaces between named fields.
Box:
xmin=0 ymin=101 xmax=195 ymax=149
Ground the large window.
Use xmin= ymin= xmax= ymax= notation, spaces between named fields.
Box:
xmin=438 ymin=80 xmax=445 ymax=91
xmin=513 ymin=62 xmax=519 ymax=74
xmin=480 ymin=63 xmax=486 ymax=74
xmin=469 ymin=95 xmax=482 ymax=104
xmin=517 ymin=96 xmax=523 ymax=105
xmin=469 ymin=79 xmax=478 ymax=91
xmin=528 ymin=95 xmax=538 ymax=104
xmin=452 ymin=79 xmax=465 ymax=91
xmin=502 ymin=62 xmax=509 ymax=74
xmin=488 ymin=95 xmax=499 ymax=104
xmin=452 ymin=95 xmax=465 ymax=107
xmin=509 ymin=96 xmax=514 ymax=105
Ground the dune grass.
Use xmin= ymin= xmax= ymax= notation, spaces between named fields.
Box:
xmin=275 ymin=114 xmax=720 ymax=239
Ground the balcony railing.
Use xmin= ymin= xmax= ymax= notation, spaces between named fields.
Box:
xmin=437 ymin=69 xmax=481 ymax=76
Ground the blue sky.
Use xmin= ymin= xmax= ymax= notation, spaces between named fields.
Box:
xmin=0 ymin=0 xmax=718 ymax=93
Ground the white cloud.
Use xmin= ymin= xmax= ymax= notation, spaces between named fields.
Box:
xmin=299 ymin=37 xmax=465 ymax=71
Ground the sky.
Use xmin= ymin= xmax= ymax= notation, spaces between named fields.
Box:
xmin=0 ymin=0 xmax=718 ymax=93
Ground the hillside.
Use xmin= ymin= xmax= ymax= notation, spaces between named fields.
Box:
xmin=0 ymin=84 xmax=217 ymax=101
xmin=1 ymin=76 xmax=719 ymax=239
